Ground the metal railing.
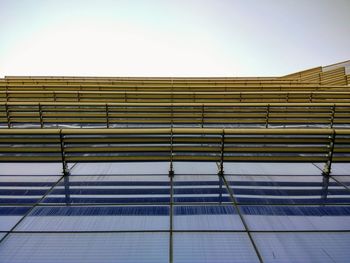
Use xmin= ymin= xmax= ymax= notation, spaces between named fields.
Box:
xmin=1 ymin=102 xmax=349 ymax=128
xmin=0 ymin=128 xmax=348 ymax=166
xmin=1 ymin=91 xmax=350 ymax=103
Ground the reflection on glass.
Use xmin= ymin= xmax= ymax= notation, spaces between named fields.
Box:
xmin=174 ymin=175 xmax=230 ymax=203
xmin=0 ymin=176 xmax=61 ymax=205
xmin=241 ymin=205 xmax=350 ymax=231
xmin=226 ymin=175 xmax=350 ymax=204
xmin=43 ymin=175 xmax=170 ymax=204
xmin=174 ymin=205 xmax=244 ymax=230
xmin=17 ymin=206 xmax=169 ymax=231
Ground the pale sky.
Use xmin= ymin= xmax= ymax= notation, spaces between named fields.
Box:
xmin=0 ymin=0 xmax=349 ymax=77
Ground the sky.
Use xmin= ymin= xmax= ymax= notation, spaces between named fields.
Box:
xmin=0 ymin=0 xmax=349 ymax=77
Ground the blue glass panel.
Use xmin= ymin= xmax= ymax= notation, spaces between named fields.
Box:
xmin=174 ymin=205 xmax=244 ymax=230
xmin=241 ymin=205 xmax=350 ymax=230
xmin=224 ymin=163 xmax=321 ymax=176
xmin=17 ymin=206 xmax=169 ymax=231
xmin=0 ymin=206 xmax=31 ymax=231
xmin=0 ymin=233 xmax=169 ymax=263
xmin=0 ymin=176 xmax=61 ymax=205
xmin=43 ymin=175 xmax=170 ymax=204
xmin=253 ymin=233 xmax=350 ymax=263
xmin=70 ymin=162 xmax=169 ymax=175
xmin=0 ymin=163 xmax=62 ymax=176
xmin=173 ymin=233 xmax=259 ymax=263
xmin=226 ymin=175 xmax=350 ymax=204
xmin=173 ymin=175 xmax=231 ymax=203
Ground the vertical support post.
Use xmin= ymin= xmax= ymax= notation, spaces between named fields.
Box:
xmin=286 ymin=92 xmax=289 ymax=103
xmin=169 ymin=172 xmax=174 ymax=263
xmin=170 ymin=78 xmax=174 ymax=104
xmin=309 ymin=92 xmax=314 ymax=103
xmin=38 ymin=103 xmax=44 ymax=128
xmin=77 ymin=91 xmax=80 ymax=102
xmin=105 ymin=103 xmax=110 ymax=128
xmin=59 ymin=130 xmax=70 ymax=177
xmin=169 ymin=127 xmax=174 ymax=178
xmin=53 ymin=92 xmax=57 ymax=102
xmin=5 ymin=89 xmax=9 ymax=102
xmin=201 ymin=104 xmax=204 ymax=128
xmin=170 ymin=103 xmax=174 ymax=128
xmin=265 ymin=104 xmax=270 ymax=128
xmin=330 ymin=104 xmax=336 ymax=128
xmin=5 ymin=103 xmax=11 ymax=128
xmin=169 ymin=103 xmax=174 ymax=177
xmin=323 ymin=130 xmax=336 ymax=177
xmin=218 ymin=130 xmax=225 ymax=177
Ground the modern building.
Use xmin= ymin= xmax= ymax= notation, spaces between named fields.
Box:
xmin=0 ymin=61 xmax=350 ymax=262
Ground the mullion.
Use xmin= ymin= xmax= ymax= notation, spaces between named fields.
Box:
xmin=221 ymin=173 xmax=264 ymax=263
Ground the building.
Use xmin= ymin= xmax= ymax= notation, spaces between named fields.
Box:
xmin=0 ymin=61 xmax=350 ymax=262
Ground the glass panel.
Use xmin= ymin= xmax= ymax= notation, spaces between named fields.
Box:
xmin=224 ymin=163 xmax=321 ymax=175
xmin=318 ymin=163 xmax=350 ymax=176
xmin=0 ymin=233 xmax=169 ymax=263
xmin=173 ymin=162 xmax=217 ymax=174
xmin=330 ymin=164 xmax=350 ymax=187
xmin=226 ymin=175 xmax=350 ymax=204
xmin=0 ymin=176 xmax=61 ymax=205
xmin=42 ymin=175 xmax=170 ymax=204
xmin=333 ymin=175 xmax=350 ymax=188
xmin=0 ymin=206 xmax=31 ymax=231
xmin=0 ymin=163 xmax=63 ymax=176
xmin=16 ymin=206 xmax=169 ymax=231
xmin=174 ymin=205 xmax=244 ymax=230
xmin=241 ymin=205 xmax=350 ymax=230
xmin=0 ymin=232 xmax=6 ymax=240
xmin=70 ymin=162 xmax=169 ymax=175
xmin=173 ymin=175 xmax=230 ymax=203
xmin=173 ymin=233 xmax=259 ymax=263
xmin=253 ymin=233 xmax=350 ymax=263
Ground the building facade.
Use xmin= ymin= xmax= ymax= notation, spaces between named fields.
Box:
xmin=0 ymin=62 xmax=350 ymax=262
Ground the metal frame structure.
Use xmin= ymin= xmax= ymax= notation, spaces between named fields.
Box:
xmin=0 ymin=63 xmax=350 ymax=263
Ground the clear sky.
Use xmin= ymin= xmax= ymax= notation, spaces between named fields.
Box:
xmin=0 ymin=0 xmax=349 ymax=77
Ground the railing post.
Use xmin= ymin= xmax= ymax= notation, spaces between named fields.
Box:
xmin=265 ymin=104 xmax=270 ymax=128
xmin=201 ymin=104 xmax=204 ymax=128
xmin=5 ymin=103 xmax=11 ymax=128
xmin=330 ymin=104 xmax=336 ymax=128
xmin=105 ymin=103 xmax=110 ymax=128
xmin=38 ymin=103 xmax=44 ymax=128
xmin=309 ymin=92 xmax=314 ymax=103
